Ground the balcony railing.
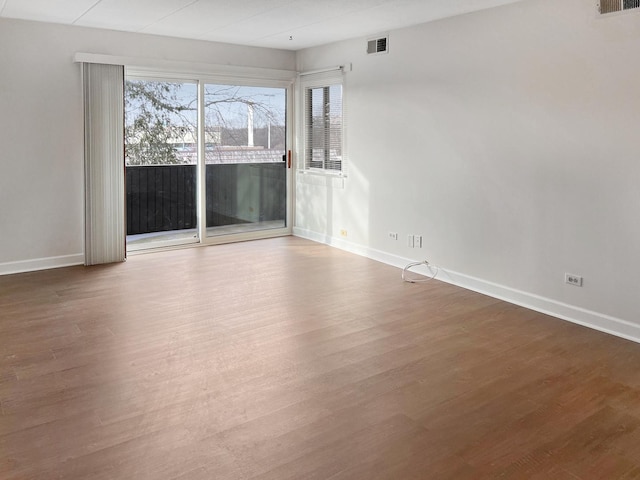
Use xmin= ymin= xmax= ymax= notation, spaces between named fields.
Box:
xmin=126 ymin=163 xmax=286 ymax=236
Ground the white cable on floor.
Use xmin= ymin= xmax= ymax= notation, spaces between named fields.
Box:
xmin=402 ymin=260 xmax=439 ymax=283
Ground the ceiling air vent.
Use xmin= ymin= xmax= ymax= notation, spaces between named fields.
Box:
xmin=599 ymin=0 xmax=640 ymax=14
xmin=367 ymin=36 xmax=388 ymax=55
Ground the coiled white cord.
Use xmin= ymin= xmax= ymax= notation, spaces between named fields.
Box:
xmin=402 ymin=260 xmax=439 ymax=283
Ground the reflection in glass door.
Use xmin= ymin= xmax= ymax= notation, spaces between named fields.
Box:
xmin=203 ymin=85 xmax=287 ymax=238
xmin=124 ymin=79 xmax=199 ymax=251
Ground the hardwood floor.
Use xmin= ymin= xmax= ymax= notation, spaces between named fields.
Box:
xmin=2 ymin=236 xmax=640 ymax=479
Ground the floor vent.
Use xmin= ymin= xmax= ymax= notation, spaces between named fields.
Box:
xmin=599 ymin=0 xmax=640 ymax=14
xmin=367 ymin=36 xmax=388 ymax=55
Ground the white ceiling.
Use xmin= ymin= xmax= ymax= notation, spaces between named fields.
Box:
xmin=0 ymin=0 xmax=525 ymax=50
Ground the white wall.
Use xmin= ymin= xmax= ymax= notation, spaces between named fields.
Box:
xmin=295 ymin=0 xmax=640 ymax=337
xmin=0 ymin=18 xmax=295 ymax=273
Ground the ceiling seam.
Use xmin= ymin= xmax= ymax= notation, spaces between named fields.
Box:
xmin=197 ymin=0 xmax=392 ymax=46
xmin=196 ymin=0 xmax=299 ymax=41
xmin=252 ymin=3 xmax=392 ymax=45
xmin=72 ymin=0 xmax=105 ymax=25
xmin=0 ymin=0 xmax=8 ymax=16
xmin=139 ymin=0 xmax=200 ymax=33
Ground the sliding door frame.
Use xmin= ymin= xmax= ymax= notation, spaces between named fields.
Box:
xmin=124 ymin=74 xmax=200 ymax=252
xmin=125 ymin=67 xmax=295 ymax=250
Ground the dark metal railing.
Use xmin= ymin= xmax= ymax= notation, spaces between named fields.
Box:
xmin=126 ymin=163 xmax=285 ymax=235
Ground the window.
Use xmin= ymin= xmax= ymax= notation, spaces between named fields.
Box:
xmin=302 ymin=73 xmax=344 ymax=173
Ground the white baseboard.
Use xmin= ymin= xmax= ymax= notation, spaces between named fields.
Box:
xmin=0 ymin=254 xmax=84 ymax=276
xmin=293 ymin=227 xmax=640 ymax=344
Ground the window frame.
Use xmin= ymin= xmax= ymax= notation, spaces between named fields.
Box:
xmin=299 ymin=70 xmax=345 ymax=176
xmin=123 ymin=67 xmax=296 ymax=249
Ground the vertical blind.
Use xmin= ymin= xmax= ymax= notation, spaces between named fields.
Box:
xmin=83 ymin=63 xmax=126 ymax=266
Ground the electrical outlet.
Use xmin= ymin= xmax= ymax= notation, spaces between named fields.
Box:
xmin=389 ymin=232 xmax=398 ymax=240
xmin=565 ymin=273 xmax=583 ymax=287
xmin=340 ymin=229 xmax=347 ymax=237
xmin=414 ymin=235 xmax=423 ymax=248
xmin=407 ymin=235 xmax=414 ymax=248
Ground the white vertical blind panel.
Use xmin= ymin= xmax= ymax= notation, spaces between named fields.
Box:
xmin=83 ymin=63 xmax=126 ymax=266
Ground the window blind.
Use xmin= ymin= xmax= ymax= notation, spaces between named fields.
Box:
xmin=301 ymin=70 xmax=344 ymax=174
xmin=83 ymin=63 xmax=126 ymax=266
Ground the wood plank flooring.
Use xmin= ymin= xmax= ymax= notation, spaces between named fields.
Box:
xmin=2 ymin=237 xmax=640 ymax=479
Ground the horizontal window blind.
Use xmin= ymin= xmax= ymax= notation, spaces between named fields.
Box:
xmin=301 ymin=70 xmax=344 ymax=174
xmin=305 ymin=84 xmax=343 ymax=171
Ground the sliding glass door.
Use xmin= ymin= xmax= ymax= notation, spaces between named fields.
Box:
xmin=203 ymin=84 xmax=287 ymax=238
xmin=124 ymin=79 xmax=199 ymax=251
xmin=124 ymin=74 xmax=290 ymax=252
